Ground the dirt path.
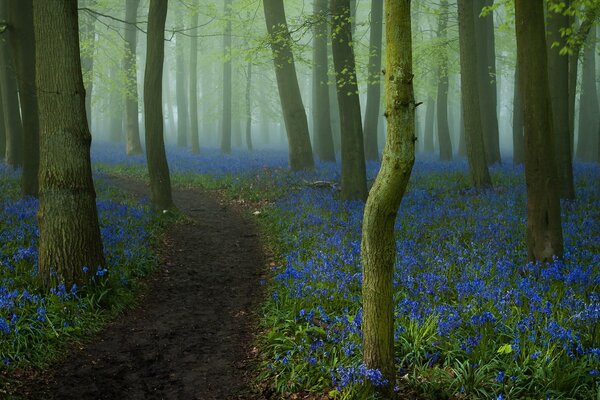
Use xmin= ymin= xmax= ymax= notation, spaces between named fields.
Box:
xmin=22 ymin=177 xmax=267 ymax=400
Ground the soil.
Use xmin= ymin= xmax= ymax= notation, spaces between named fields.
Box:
xmin=18 ymin=176 xmax=268 ymax=400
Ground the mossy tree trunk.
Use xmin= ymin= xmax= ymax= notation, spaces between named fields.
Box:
xmin=515 ymin=0 xmax=563 ymax=262
xmin=33 ymin=0 xmax=105 ymax=288
xmin=312 ymin=0 xmax=335 ymax=162
xmin=331 ymin=0 xmax=367 ymax=201
xmin=263 ymin=0 xmax=314 ymax=170
xmin=457 ymin=0 xmax=492 ymax=188
xmin=144 ymin=0 xmax=173 ymax=210
xmin=124 ymin=0 xmax=142 ymax=156
xmin=436 ymin=0 xmax=452 ymax=161
xmin=546 ymin=3 xmax=575 ymax=198
xmin=221 ymin=0 xmax=232 ymax=154
xmin=361 ymin=1 xmax=415 ymax=397
xmin=363 ymin=0 xmax=383 ymax=161
xmin=189 ymin=6 xmax=199 ymax=154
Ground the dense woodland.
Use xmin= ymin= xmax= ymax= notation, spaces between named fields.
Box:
xmin=0 ymin=0 xmax=598 ymax=399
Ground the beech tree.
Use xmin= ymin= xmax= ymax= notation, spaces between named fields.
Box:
xmin=144 ymin=0 xmax=173 ymax=210
xmin=331 ymin=0 xmax=367 ymax=201
xmin=221 ymin=0 xmax=232 ymax=154
xmin=263 ymin=0 xmax=314 ymax=170
xmin=189 ymin=4 xmax=200 ymax=154
xmin=515 ymin=0 xmax=563 ymax=262
xmin=436 ymin=0 xmax=452 ymax=161
xmin=457 ymin=0 xmax=492 ymax=188
xmin=576 ymin=27 xmax=599 ymax=162
xmin=361 ymin=0 xmax=415 ymax=397
xmin=175 ymin=14 xmax=189 ymax=149
xmin=124 ymin=0 xmax=142 ymax=156
xmin=33 ymin=0 xmax=105 ymax=287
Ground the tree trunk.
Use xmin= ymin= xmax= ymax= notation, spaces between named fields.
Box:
xmin=473 ymin=0 xmax=501 ymax=165
xmin=108 ymin=64 xmax=123 ymax=143
xmin=312 ymin=0 xmax=335 ymax=162
xmin=0 ymin=89 xmax=5 ymax=159
xmin=546 ymin=6 xmax=574 ymax=196
xmin=362 ymin=1 xmax=415 ymax=397
xmin=423 ymin=96 xmax=434 ymax=153
xmin=176 ymin=24 xmax=189 ymax=148
xmin=144 ymin=0 xmax=173 ymax=210
xmin=515 ymin=0 xmax=563 ymax=262
xmin=576 ymin=27 xmax=599 ymax=162
xmin=79 ymin=0 xmax=95 ymax=131
xmin=124 ymin=0 xmax=142 ymax=155
xmin=221 ymin=0 xmax=232 ymax=153
xmin=436 ymin=0 xmax=452 ymax=161
xmin=457 ymin=97 xmax=466 ymax=157
xmin=8 ymin=0 xmax=39 ymax=196
xmin=163 ymin=63 xmax=176 ymax=140
xmin=363 ymin=0 xmax=383 ymax=161
xmin=331 ymin=0 xmax=367 ymax=201
xmin=512 ymin=65 xmax=525 ymax=164
xmin=33 ymin=0 xmax=105 ymax=288
xmin=458 ymin=0 xmax=492 ymax=188
xmin=0 ymin=0 xmax=22 ymax=168
xmin=245 ymin=58 xmax=253 ymax=151
xmin=189 ymin=7 xmax=199 ymax=154
xmin=263 ymin=0 xmax=314 ymax=170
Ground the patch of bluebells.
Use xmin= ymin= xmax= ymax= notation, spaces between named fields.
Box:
xmin=262 ymin=159 xmax=599 ymax=398
xmin=0 ymin=171 xmax=155 ymax=365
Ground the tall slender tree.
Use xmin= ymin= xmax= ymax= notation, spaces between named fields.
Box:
xmin=244 ymin=56 xmax=253 ymax=151
xmin=144 ymin=0 xmax=172 ymax=210
xmin=33 ymin=0 xmax=105 ymax=287
xmin=546 ymin=2 xmax=574 ymax=198
xmin=363 ymin=0 xmax=383 ymax=161
xmin=512 ymin=65 xmax=524 ymax=164
xmin=576 ymin=27 xmax=599 ymax=162
xmin=221 ymin=0 xmax=232 ymax=154
xmin=79 ymin=0 xmax=95 ymax=130
xmin=515 ymin=0 xmax=563 ymax=262
xmin=457 ymin=0 xmax=492 ymax=188
xmin=362 ymin=1 xmax=415 ymax=397
xmin=312 ymin=0 xmax=335 ymax=162
xmin=0 ymin=88 xmax=5 ymax=159
xmin=423 ymin=96 xmax=435 ymax=153
xmin=436 ymin=0 xmax=452 ymax=161
xmin=124 ymin=0 xmax=142 ymax=155
xmin=175 ymin=19 xmax=189 ymax=148
xmin=331 ymin=0 xmax=367 ymax=201
xmin=189 ymin=5 xmax=200 ymax=154
xmin=263 ymin=0 xmax=314 ymax=170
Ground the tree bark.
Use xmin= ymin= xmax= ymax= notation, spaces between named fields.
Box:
xmin=362 ymin=1 xmax=415 ymax=397
xmin=331 ymin=0 xmax=367 ymax=201
xmin=473 ymin=0 xmax=501 ymax=165
xmin=263 ymin=0 xmax=314 ymax=170
xmin=458 ymin=0 xmax=492 ymax=188
xmin=515 ymin=0 xmax=563 ymax=262
xmin=312 ymin=0 xmax=335 ymax=162
xmin=546 ymin=6 xmax=574 ymax=196
xmin=189 ymin=7 xmax=199 ymax=154
xmin=0 ymin=87 xmax=5 ymax=159
xmin=576 ymin=27 xmax=599 ymax=162
xmin=363 ymin=0 xmax=383 ymax=161
xmin=423 ymin=96 xmax=434 ymax=153
xmin=221 ymin=0 xmax=232 ymax=153
xmin=436 ymin=0 xmax=452 ymax=161
xmin=144 ymin=0 xmax=173 ymax=210
xmin=33 ymin=0 xmax=105 ymax=288
xmin=457 ymin=96 xmax=466 ymax=157
xmin=108 ymin=64 xmax=123 ymax=143
xmin=124 ymin=0 xmax=142 ymax=155
xmin=512 ymin=65 xmax=524 ymax=164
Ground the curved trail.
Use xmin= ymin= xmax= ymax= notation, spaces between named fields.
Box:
xmin=25 ymin=177 xmax=266 ymax=400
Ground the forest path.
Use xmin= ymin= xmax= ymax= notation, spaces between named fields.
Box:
xmin=24 ymin=176 xmax=266 ymax=400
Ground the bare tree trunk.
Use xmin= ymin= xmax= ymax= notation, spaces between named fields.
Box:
xmin=312 ymin=0 xmax=335 ymax=161
xmin=331 ymin=0 xmax=367 ymax=201
xmin=363 ymin=0 xmax=383 ymax=161
xmin=263 ymin=0 xmax=314 ymax=170
xmin=79 ymin=0 xmax=95 ymax=131
xmin=362 ymin=1 xmax=415 ymax=397
xmin=515 ymin=0 xmax=563 ymax=262
xmin=176 ymin=21 xmax=189 ymax=148
xmin=245 ymin=59 xmax=253 ymax=151
xmin=144 ymin=0 xmax=173 ymax=209
xmin=436 ymin=0 xmax=452 ymax=161
xmin=576 ymin=27 xmax=599 ymax=162
xmin=423 ymin=96 xmax=434 ymax=153
xmin=189 ymin=7 xmax=199 ymax=154
xmin=221 ymin=0 xmax=232 ymax=153
xmin=512 ymin=65 xmax=524 ymax=164
xmin=34 ymin=0 xmax=105 ymax=288
xmin=458 ymin=0 xmax=492 ymax=188
xmin=124 ymin=0 xmax=142 ymax=155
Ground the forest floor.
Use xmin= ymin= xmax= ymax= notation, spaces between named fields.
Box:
xmin=15 ymin=176 xmax=268 ymax=400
